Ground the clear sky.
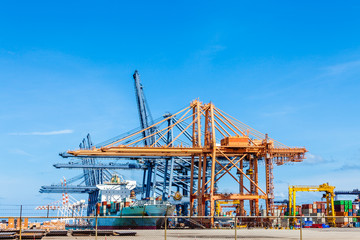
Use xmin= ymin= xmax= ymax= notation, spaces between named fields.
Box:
xmin=1 ymin=1 xmax=360 ymax=207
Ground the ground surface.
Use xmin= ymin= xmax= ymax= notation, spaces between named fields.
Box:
xmin=42 ymin=228 xmax=360 ymax=240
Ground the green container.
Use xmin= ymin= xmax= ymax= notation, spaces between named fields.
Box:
xmin=334 ymin=200 xmax=345 ymax=205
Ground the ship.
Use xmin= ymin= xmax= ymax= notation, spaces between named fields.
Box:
xmin=95 ymin=175 xmax=174 ymax=229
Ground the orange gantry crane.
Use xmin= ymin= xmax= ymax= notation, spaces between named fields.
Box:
xmin=67 ymin=100 xmax=307 ymax=226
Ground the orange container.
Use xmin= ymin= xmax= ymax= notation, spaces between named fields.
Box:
xmin=335 ymin=212 xmax=348 ymax=216
xmin=221 ymin=137 xmax=249 ymax=147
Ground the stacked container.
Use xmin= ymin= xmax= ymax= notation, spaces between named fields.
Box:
xmin=353 ymin=204 xmax=359 ymax=223
xmin=302 ymin=204 xmax=313 ymax=215
xmin=315 ymin=202 xmax=326 ymax=213
xmin=301 ymin=203 xmax=326 ymax=224
xmin=334 ymin=200 xmax=352 ymax=226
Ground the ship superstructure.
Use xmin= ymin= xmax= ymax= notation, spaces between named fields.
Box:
xmin=96 ymin=175 xmax=173 ymax=229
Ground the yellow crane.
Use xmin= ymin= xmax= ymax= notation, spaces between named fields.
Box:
xmin=288 ymin=183 xmax=335 ymax=226
xmin=215 ymin=200 xmax=242 ymax=216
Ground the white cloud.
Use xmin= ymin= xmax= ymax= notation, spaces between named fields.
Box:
xmin=338 ymin=164 xmax=360 ymax=171
xmin=9 ymin=149 xmax=33 ymax=157
xmin=303 ymin=153 xmax=333 ymax=165
xmin=9 ymin=129 xmax=73 ymax=136
xmin=274 ymin=192 xmax=286 ymax=198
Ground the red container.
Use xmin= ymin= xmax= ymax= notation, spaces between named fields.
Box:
xmin=102 ymin=201 xmax=107 ymax=206
xmin=311 ymin=224 xmax=323 ymax=228
xmin=302 ymin=204 xmax=311 ymax=209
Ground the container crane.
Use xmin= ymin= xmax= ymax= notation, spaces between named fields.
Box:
xmin=133 ymin=70 xmax=156 ymax=198
xmin=68 ymin=99 xmax=307 ymax=227
xmin=335 ymin=189 xmax=360 ymax=201
xmin=288 ymin=183 xmax=335 ymax=227
xmin=132 ymin=71 xmax=193 ymax=212
xmin=40 ymin=134 xmax=132 ymax=215
xmin=41 ymin=71 xmax=193 ymax=217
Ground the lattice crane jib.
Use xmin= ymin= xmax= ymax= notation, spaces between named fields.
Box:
xmin=133 ymin=70 xmax=155 ymax=146
xmin=68 ymin=100 xmax=307 ymax=225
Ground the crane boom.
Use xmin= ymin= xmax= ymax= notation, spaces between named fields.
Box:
xmin=133 ymin=70 xmax=155 ymax=146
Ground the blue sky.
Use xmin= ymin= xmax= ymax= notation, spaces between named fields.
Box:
xmin=1 ymin=1 xmax=360 ymax=207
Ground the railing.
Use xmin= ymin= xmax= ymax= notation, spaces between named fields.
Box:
xmin=0 ymin=215 xmax=360 ymax=240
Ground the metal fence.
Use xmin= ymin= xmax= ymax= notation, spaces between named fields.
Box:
xmin=1 ymin=215 xmax=360 ymax=240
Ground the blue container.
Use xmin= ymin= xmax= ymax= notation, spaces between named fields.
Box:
xmin=349 ymin=212 xmax=353 ymax=216
xmin=304 ymin=221 xmax=313 ymax=226
xmin=317 ymin=209 xmax=321 ymax=213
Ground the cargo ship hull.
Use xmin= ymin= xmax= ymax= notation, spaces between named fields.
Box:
xmin=97 ymin=203 xmax=173 ymax=229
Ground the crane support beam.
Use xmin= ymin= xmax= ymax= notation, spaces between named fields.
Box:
xmin=39 ymin=186 xmax=97 ymax=193
xmin=53 ymin=163 xmax=145 ymax=169
xmin=69 ymin=146 xmax=306 ymax=159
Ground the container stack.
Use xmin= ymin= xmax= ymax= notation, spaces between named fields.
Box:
xmin=273 ymin=205 xmax=287 ymax=217
xmin=301 ymin=202 xmax=326 ymax=224
xmin=353 ymin=203 xmax=360 ymax=227
xmin=302 ymin=204 xmax=313 ymax=215
xmin=353 ymin=203 xmax=360 ymax=224
xmin=285 ymin=205 xmax=302 ymax=216
xmin=98 ymin=199 xmax=134 ymax=216
xmin=40 ymin=221 xmax=66 ymax=230
xmin=334 ymin=200 xmax=352 ymax=226
xmin=314 ymin=202 xmax=326 ymax=214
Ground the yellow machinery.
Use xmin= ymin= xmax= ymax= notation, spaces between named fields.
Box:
xmin=288 ymin=183 xmax=335 ymax=226
xmin=216 ymin=200 xmax=241 ymax=216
